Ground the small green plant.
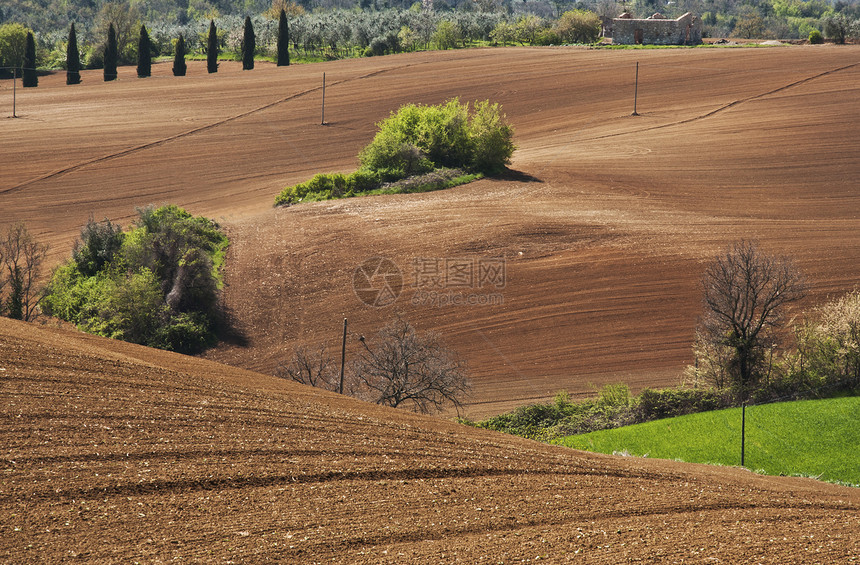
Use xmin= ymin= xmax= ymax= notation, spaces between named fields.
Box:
xmin=808 ymin=30 xmax=824 ymax=44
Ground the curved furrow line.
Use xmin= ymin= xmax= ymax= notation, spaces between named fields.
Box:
xmin=0 ymin=61 xmax=421 ymax=196
xmin=576 ymin=61 xmax=860 ymax=144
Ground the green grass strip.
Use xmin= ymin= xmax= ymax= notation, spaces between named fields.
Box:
xmin=554 ymin=396 xmax=860 ymax=486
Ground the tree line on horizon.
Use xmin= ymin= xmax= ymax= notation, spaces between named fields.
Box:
xmin=2 ymin=11 xmax=291 ymax=86
xmin=2 ymin=0 xmax=859 ymax=80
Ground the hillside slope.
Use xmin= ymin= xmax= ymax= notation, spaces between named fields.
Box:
xmin=2 ymin=47 xmax=859 ymax=417
xmin=1 ymin=316 xmax=858 ymax=562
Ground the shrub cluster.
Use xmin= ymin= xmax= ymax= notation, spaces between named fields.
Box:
xmin=275 ymin=99 xmax=514 ymax=206
xmin=42 ymin=205 xmax=228 ymax=353
xmin=466 ymin=384 xmax=776 ymax=442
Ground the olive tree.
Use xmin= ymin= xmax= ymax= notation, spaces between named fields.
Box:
xmin=697 ymin=240 xmax=806 ymax=399
xmin=354 ymin=318 xmax=470 ymax=414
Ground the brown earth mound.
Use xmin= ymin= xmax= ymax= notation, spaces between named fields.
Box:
xmin=1 ymin=317 xmax=858 ymax=562
xmin=2 ymin=47 xmax=859 ymax=418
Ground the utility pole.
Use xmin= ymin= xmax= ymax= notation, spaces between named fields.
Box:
xmin=321 ymin=72 xmax=326 ymax=125
xmin=339 ymin=317 xmax=347 ymax=394
xmin=632 ymin=61 xmax=640 ymax=116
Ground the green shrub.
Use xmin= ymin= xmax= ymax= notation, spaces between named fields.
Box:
xmin=808 ymin=29 xmax=824 ymax=43
xmin=635 ymin=388 xmax=732 ymax=421
xmin=469 ymin=100 xmax=515 ymax=174
xmin=359 ymin=98 xmax=513 ymax=175
xmin=275 ymin=99 xmax=514 ymax=207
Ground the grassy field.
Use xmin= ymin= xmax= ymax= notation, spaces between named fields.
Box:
xmin=554 ymin=397 xmax=860 ymax=486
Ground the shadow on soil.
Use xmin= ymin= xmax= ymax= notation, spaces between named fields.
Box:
xmin=495 ymin=168 xmax=542 ymax=183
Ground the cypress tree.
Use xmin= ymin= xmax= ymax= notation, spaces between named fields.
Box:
xmin=104 ymin=23 xmax=118 ymax=82
xmin=207 ymin=20 xmax=218 ymax=74
xmin=242 ymin=16 xmax=255 ymax=70
xmin=22 ymin=31 xmax=37 ymax=87
xmin=173 ymin=35 xmax=186 ymax=77
xmin=277 ymin=9 xmax=290 ymax=67
xmin=137 ymin=25 xmax=151 ymax=78
xmin=67 ymin=23 xmax=81 ymax=85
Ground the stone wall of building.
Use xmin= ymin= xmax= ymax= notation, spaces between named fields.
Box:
xmin=612 ymin=12 xmax=703 ymax=45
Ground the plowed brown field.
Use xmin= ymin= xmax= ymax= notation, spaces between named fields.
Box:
xmin=1 ymin=317 xmax=858 ymax=562
xmin=1 ymin=46 xmax=859 ymax=419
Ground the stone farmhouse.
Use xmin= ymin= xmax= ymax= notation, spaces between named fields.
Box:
xmin=612 ymin=12 xmax=703 ymax=45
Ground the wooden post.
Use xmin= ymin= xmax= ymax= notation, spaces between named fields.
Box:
xmin=632 ymin=61 xmax=639 ymax=116
xmin=339 ymin=317 xmax=347 ymax=394
xmin=321 ymin=72 xmax=326 ymax=125
xmin=741 ymin=402 xmax=746 ymax=467
xmin=13 ymin=68 xmax=17 ymax=118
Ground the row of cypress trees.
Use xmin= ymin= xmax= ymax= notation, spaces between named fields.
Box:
xmin=51 ymin=10 xmax=291 ymax=87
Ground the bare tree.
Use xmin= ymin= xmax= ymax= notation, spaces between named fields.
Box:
xmin=276 ymin=344 xmax=339 ymax=391
xmin=354 ymin=318 xmax=470 ymax=414
xmin=698 ymin=240 xmax=806 ymax=398
xmin=1 ymin=223 xmax=49 ymax=321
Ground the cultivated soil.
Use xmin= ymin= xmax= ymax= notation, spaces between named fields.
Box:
xmin=3 ymin=46 xmax=858 ymax=417
xmin=1 ymin=45 xmax=859 ymax=561
xmin=1 ymin=317 xmax=858 ymax=562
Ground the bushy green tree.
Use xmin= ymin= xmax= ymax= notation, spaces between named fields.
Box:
xmin=242 ymin=16 xmax=255 ymax=70
xmin=277 ymin=9 xmax=290 ymax=66
xmin=0 ymin=23 xmax=29 ymax=79
xmin=432 ymin=20 xmax=461 ymax=50
xmin=173 ymin=34 xmax=186 ymax=76
xmin=73 ymin=217 xmax=125 ymax=277
xmin=469 ymin=100 xmax=515 ymax=174
xmin=42 ymin=206 xmax=228 ymax=353
xmin=490 ymin=20 xmax=516 ymax=46
xmin=137 ymin=25 xmax=151 ymax=77
xmin=207 ymin=20 xmax=218 ymax=73
xmin=22 ymin=31 xmax=37 ymax=87
xmin=104 ymin=23 xmax=118 ymax=81
xmin=553 ymin=9 xmax=600 ymax=44
xmin=67 ymin=23 xmax=82 ymax=85
xmin=824 ymin=13 xmax=851 ymax=43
